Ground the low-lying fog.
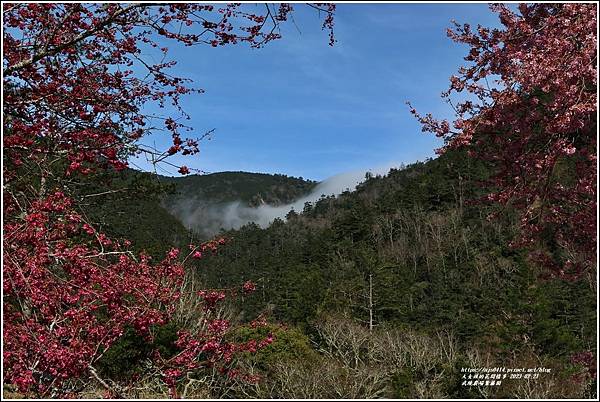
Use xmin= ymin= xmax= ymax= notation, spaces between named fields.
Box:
xmin=166 ymin=164 xmax=400 ymax=238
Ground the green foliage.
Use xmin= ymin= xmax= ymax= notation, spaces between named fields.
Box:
xmin=96 ymin=322 xmax=179 ymax=380
xmin=160 ymin=171 xmax=317 ymax=207
xmin=79 ymin=168 xmax=191 ymax=259
xmin=231 ymin=324 xmax=318 ymax=369
xmin=390 ymin=368 xmax=416 ymax=398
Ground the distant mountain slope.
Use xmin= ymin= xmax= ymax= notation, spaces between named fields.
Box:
xmin=159 ymin=171 xmax=317 ymax=206
xmin=77 ymin=169 xmax=191 ymax=259
xmin=80 ymin=169 xmax=319 ymax=247
xmin=158 ymin=171 xmax=318 ymax=237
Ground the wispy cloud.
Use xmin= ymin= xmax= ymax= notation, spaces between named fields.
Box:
xmin=166 ymin=162 xmax=401 ymax=237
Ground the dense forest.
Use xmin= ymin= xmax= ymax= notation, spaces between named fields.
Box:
xmin=72 ymin=149 xmax=596 ymax=398
xmin=160 ymin=171 xmax=317 ymax=237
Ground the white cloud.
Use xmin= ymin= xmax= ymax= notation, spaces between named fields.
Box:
xmin=167 ymin=162 xmax=401 ymax=237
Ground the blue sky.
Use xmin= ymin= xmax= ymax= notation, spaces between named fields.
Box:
xmin=132 ymin=3 xmax=504 ymax=181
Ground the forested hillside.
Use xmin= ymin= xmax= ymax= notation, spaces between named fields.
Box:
xmin=79 ymin=169 xmax=317 ymax=253
xmin=159 ymin=171 xmax=317 ymax=237
xmin=77 ymin=169 xmax=190 ymax=258
xmin=177 ymin=149 xmax=595 ymax=398
xmin=80 ymin=150 xmax=596 ymax=398
xmin=160 ymin=171 xmax=316 ymax=206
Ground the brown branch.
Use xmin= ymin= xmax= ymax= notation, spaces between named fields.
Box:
xmin=4 ymin=3 xmax=146 ymax=75
xmin=88 ymin=365 xmax=123 ymax=398
xmin=80 ymin=188 xmax=130 ymax=198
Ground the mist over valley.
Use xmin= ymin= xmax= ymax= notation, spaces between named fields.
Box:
xmin=161 ymin=164 xmax=401 ymax=238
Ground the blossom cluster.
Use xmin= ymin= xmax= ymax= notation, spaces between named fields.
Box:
xmin=410 ymin=3 xmax=596 ymax=279
xmin=3 ymin=2 xmax=334 ymax=396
